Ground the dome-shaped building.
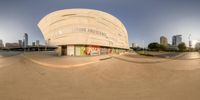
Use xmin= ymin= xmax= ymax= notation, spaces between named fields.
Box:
xmin=38 ymin=9 xmax=129 ymax=56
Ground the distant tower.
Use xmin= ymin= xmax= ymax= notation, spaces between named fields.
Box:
xmin=172 ymin=35 xmax=182 ymax=46
xmin=160 ymin=36 xmax=168 ymax=46
xmin=18 ymin=40 xmax=23 ymax=47
xmin=23 ymin=33 xmax=28 ymax=48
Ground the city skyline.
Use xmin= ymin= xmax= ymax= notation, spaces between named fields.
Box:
xmin=1 ymin=0 xmax=200 ymax=47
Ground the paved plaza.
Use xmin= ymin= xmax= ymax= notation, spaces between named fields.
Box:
xmin=0 ymin=51 xmax=200 ymax=100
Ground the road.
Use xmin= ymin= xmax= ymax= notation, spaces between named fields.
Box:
xmin=0 ymin=52 xmax=200 ymax=100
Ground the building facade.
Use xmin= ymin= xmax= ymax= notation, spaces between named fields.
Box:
xmin=160 ymin=36 xmax=168 ymax=46
xmin=172 ymin=35 xmax=182 ymax=46
xmin=38 ymin=9 xmax=129 ymax=56
xmin=5 ymin=43 xmax=19 ymax=49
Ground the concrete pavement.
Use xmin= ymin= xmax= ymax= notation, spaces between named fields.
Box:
xmin=0 ymin=51 xmax=200 ymax=100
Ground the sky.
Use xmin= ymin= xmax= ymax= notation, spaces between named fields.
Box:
xmin=0 ymin=0 xmax=200 ymax=47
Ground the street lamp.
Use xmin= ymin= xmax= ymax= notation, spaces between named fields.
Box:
xmin=143 ymin=40 xmax=145 ymax=54
xmin=188 ymin=34 xmax=192 ymax=51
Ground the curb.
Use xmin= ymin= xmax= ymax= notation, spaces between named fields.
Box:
xmin=22 ymin=55 xmax=112 ymax=68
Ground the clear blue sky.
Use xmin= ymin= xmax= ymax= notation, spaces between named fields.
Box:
xmin=0 ymin=0 xmax=200 ymax=47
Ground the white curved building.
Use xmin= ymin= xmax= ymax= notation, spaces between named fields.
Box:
xmin=38 ymin=9 xmax=129 ymax=56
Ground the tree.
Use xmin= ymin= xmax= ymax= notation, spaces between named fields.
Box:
xmin=148 ymin=42 xmax=160 ymax=51
xmin=178 ymin=42 xmax=186 ymax=51
xmin=159 ymin=44 xmax=167 ymax=51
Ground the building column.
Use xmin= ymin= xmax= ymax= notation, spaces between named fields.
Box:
xmin=56 ymin=46 xmax=62 ymax=56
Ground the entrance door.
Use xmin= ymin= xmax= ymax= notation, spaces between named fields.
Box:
xmin=61 ymin=46 xmax=67 ymax=56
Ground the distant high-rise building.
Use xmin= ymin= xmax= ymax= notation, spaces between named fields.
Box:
xmin=0 ymin=39 xmax=4 ymax=48
xmin=160 ymin=36 xmax=168 ymax=46
xmin=195 ymin=42 xmax=200 ymax=50
xmin=132 ymin=43 xmax=138 ymax=48
xmin=36 ymin=40 xmax=40 ymax=46
xmin=18 ymin=40 xmax=23 ymax=47
xmin=172 ymin=35 xmax=182 ymax=46
xmin=32 ymin=42 xmax=36 ymax=46
xmin=188 ymin=34 xmax=192 ymax=49
xmin=23 ymin=33 xmax=28 ymax=48
xmin=189 ymin=41 xmax=192 ymax=48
